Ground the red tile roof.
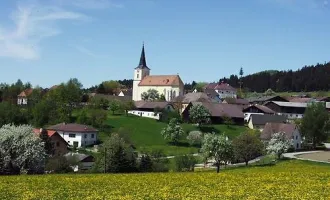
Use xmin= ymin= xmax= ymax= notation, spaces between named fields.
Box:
xmin=138 ymin=75 xmax=183 ymax=86
xmin=18 ymin=88 xmax=33 ymax=97
xmin=33 ymin=128 xmax=57 ymax=137
xmin=204 ymin=82 xmax=236 ymax=91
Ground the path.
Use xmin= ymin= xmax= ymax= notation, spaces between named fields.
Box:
xmin=283 ymin=151 xmax=330 ymax=164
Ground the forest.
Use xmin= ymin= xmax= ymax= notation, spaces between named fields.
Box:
xmin=219 ymin=62 xmax=330 ymax=93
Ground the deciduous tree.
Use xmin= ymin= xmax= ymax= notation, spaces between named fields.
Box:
xmin=161 ymin=118 xmax=184 ymax=144
xmin=141 ymin=89 xmax=160 ymax=101
xmin=266 ymin=132 xmax=292 ymax=159
xmin=189 ymin=104 xmax=211 ymax=126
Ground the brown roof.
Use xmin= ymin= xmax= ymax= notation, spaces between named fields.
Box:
xmin=134 ymin=101 xmax=173 ymax=109
xmin=243 ymin=104 xmax=276 ymax=114
xmin=224 ymin=98 xmax=249 ymax=105
xmin=215 ymin=83 xmax=237 ymax=91
xmin=261 ymin=123 xmax=297 ymax=140
xmin=204 ymin=83 xmax=218 ymax=90
xmin=138 ymin=75 xmax=183 ymax=86
xmin=18 ymin=88 xmax=33 ymax=97
xmin=191 ymin=102 xmax=244 ymax=119
xmin=289 ymin=97 xmax=313 ymax=103
xmin=33 ymin=128 xmax=68 ymax=144
xmin=172 ymin=92 xmax=217 ymax=103
xmin=47 ymin=123 xmax=98 ymax=133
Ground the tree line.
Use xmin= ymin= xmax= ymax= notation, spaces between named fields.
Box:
xmin=219 ymin=62 xmax=330 ymax=93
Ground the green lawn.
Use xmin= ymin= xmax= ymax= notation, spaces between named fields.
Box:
xmin=99 ymin=114 xmax=247 ymax=156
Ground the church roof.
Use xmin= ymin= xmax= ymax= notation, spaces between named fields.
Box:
xmin=138 ymin=75 xmax=183 ymax=86
xmin=135 ymin=44 xmax=150 ymax=70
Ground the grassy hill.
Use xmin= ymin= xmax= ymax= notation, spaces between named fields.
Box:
xmin=99 ymin=114 xmax=247 ymax=156
xmin=2 ymin=160 xmax=329 ymax=199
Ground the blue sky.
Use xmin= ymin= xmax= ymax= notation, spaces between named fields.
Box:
xmin=1 ymin=0 xmax=330 ymax=88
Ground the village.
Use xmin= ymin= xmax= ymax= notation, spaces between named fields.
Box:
xmin=4 ymin=44 xmax=329 ymax=173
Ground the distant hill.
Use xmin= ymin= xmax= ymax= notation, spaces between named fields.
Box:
xmin=219 ymin=62 xmax=330 ymax=93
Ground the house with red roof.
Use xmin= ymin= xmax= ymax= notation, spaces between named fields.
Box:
xmin=47 ymin=123 xmax=98 ymax=148
xmin=33 ymin=128 xmax=68 ymax=155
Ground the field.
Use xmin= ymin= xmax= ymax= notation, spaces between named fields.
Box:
xmin=1 ymin=160 xmax=329 ymax=199
xmin=99 ymin=114 xmax=247 ymax=156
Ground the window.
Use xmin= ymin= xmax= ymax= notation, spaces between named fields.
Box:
xmin=296 ymin=135 xmax=298 ymax=140
xmin=296 ymin=143 xmax=299 ymax=149
xmin=137 ymin=73 xmax=139 ymax=79
xmin=69 ymin=134 xmax=76 ymax=138
xmin=84 ymin=134 xmax=87 ymax=139
xmin=56 ymin=142 xmax=60 ymax=147
xmin=91 ymin=134 xmax=95 ymax=138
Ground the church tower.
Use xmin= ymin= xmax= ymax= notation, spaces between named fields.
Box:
xmin=133 ymin=44 xmax=150 ymax=101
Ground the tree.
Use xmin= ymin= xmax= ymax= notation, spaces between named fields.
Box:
xmin=0 ymin=124 xmax=45 ymax=175
xmin=109 ymin=99 xmax=121 ymax=115
xmin=232 ymin=132 xmax=264 ymax=166
xmin=139 ymin=154 xmax=153 ymax=172
xmin=141 ymin=89 xmax=160 ymax=101
xmin=300 ymin=102 xmax=330 ymax=148
xmin=102 ymin=81 xmax=122 ymax=95
xmin=189 ymin=104 xmax=211 ymax=126
xmin=40 ymin=129 xmax=54 ymax=156
xmin=194 ymin=82 xmax=207 ymax=92
xmin=45 ymin=155 xmax=75 ymax=173
xmin=266 ymin=132 xmax=292 ymax=159
xmin=159 ymin=94 xmax=166 ymax=101
xmin=0 ymin=102 xmax=25 ymax=127
xmin=89 ymin=109 xmax=107 ymax=128
xmin=264 ymin=88 xmax=276 ymax=96
xmin=122 ymin=101 xmax=135 ymax=116
xmin=89 ymin=97 xmax=109 ymax=110
xmin=201 ymin=133 xmax=233 ymax=173
xmin=239 ymin=67 xmax=244 ymax=95
xmin=160 ymin=118 xmax=184 ymax=144
xmin=77 ymin=109 xmax=90 ymax=125
xmin=97 ymin=133 xmax=137 ymax=173
xmin=186 ymin=131 xmax=203 ymax=146
xmin=174 ymin=154 xmax=197 ymax=172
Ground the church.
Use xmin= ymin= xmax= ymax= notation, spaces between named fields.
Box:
xmin=132 ymin=45 xmax=184 ymax=101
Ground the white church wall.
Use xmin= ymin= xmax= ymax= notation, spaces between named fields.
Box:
xmin=137 ymin=86 xmax=182 ymax=101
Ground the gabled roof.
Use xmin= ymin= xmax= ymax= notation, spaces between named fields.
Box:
xmin=243 ymin=104 xmax=276 ymax=114
xmin=48 ymin=123 xmax=98 ymax=133
xmin=204 ymin=89 xmax=219 ymax=99
xmin=289 ymin=97 xmax=313 ymax=103
xmin=120 ymin=89 xmax=132 ymax=96
xmin=33 ymin=128 xmax=68 ymax=145
xmin=249 ymin=114 xmax=287 ymax=126
xmin=261 ymin=123 xmax=297 ymax=140
xmin=18 ymin=88 xmax=33 ymax=97
xmin=204 ymin=83 xmax=218 ymax=90
xmin=224 ymin=98 xmax=249 ymax=105
xmin=172 ymin=92 xmax=217 ymax=103
xmin=138 ymin=75 xmax=183 ymax=86
xmin=214 ymin=83 xmax=237 ymax=91
xmin=247 ymin=96 xmax=288 ymax=103
xmin=134 ymin=101 xmax=173 ymax=109
xmin=190 ymin=102 xmax=244 ymax=119
xmin=266 ymin=101 xmax=308 ymax=108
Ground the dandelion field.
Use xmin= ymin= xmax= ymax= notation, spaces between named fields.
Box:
xmin=1 ymin=160 xmax=329 ymax=200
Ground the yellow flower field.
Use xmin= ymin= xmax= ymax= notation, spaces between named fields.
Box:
xmin=0 ymin=160 xmax=329 ymax=200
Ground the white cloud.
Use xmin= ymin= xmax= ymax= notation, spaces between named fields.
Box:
xmin=55 ymin=0 xmax=123 ymax=9
xmin=72 ymin=45 xmax=105 ymax=58
xmin=0 ymin=1 xmax=88 ymax=60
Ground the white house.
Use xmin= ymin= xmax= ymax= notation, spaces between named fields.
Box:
xmin=128 ymin=101 xmax=174 ymax=120
xmin=243 ymin=104 xmax=276 ymax=122
xmin=17 ymin=88 xmax=33 ymax=105
xmin=47 ymin=123 xmax=98 ymax=148
xmin=248 ymin=114 xmax=287 ymax=131
xmin=204 ymin=82 xmax=237 ymax=99
xmin=261 ymin=122 xmax=302 ymax=150
xmin=132 ymin=44 xmax=184 ymax=102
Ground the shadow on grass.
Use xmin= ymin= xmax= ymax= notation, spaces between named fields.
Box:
xmin=168 ymin=141 xmax=191 ymax=147
xmin=198 ymin=126 xmax=220 ymax=134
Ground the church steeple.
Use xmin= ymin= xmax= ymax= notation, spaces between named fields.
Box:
xmin=136 ymin=43 xmax=150 ymax=70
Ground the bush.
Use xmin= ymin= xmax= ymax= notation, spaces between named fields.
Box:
xmin=174 ymin=154 xmax=197 ymax=172
xmin=159 ymin=110 xmax=182 ymax=123
xmin=186 ymin=131 xmax=203 ymax=146
xmin=45 ymin=156 xmax=75 ymax=173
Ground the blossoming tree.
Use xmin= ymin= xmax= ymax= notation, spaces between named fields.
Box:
xmin=266 ymin=132 xmax=292 ymax=159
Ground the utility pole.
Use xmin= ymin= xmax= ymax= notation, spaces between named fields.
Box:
xmin=104 ymin=148 xmax=107 ymax=173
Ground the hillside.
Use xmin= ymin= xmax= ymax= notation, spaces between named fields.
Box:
xmin=220 ymin=62 xmax=330 ymax=93
xmin=100 ymin=114 xmax=247 ymax=156
xmin=2 ymin=160 xmax=329 ymax=199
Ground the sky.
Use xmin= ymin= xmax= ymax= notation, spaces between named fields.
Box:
xmin=0 ymin=0 xmax=330 ymax=88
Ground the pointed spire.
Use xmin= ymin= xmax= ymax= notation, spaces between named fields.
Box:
xmin=136 ymin=42 xmax=150 ymax=70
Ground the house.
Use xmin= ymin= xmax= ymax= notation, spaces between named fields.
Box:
xmin=204 ymin=82 xmax=237 ymax=99
xmin=128 ymin=101 xmax=174 ymax=120
xmin=132 ymin=44 xmax=184 ymax=101
xmin=33 ymin=128 xmax=68 ymax=156
xmin=247 ymin=96 xmax=288 ymax=105
xmin=261 ymin=123 xmax=302 ymax=150
xmin=264 ymin=101 xmax=308 ymax=120
xmin=317 ymin=97 xmax=330 ymax=102
xmin=182 ymin=102 xmax=244 ymax=125
xmin=47 ymin=123 xmax=98 ymax=148
xmin=204 ymin=88 xmax=221 ymax=102
xmin=248 ymin=114 xmax=287 ymax=131
xmin=64 ymin=153 xmax=95 ymax=172
xmin=288 ymin=97 xmax=315 ymax=103
xmin=17 ymin=88 xmax=33 ymax=105
xmin=172 ymin=92 xmax=219 ymax=113
xmin=118 ymin=89 xmax=133 ymax=97
xmin=243 ymin=104 xmax=276 ymax=122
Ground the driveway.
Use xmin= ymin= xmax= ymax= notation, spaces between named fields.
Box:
xmin=283 ymin=151 xmax=330 ymax=164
